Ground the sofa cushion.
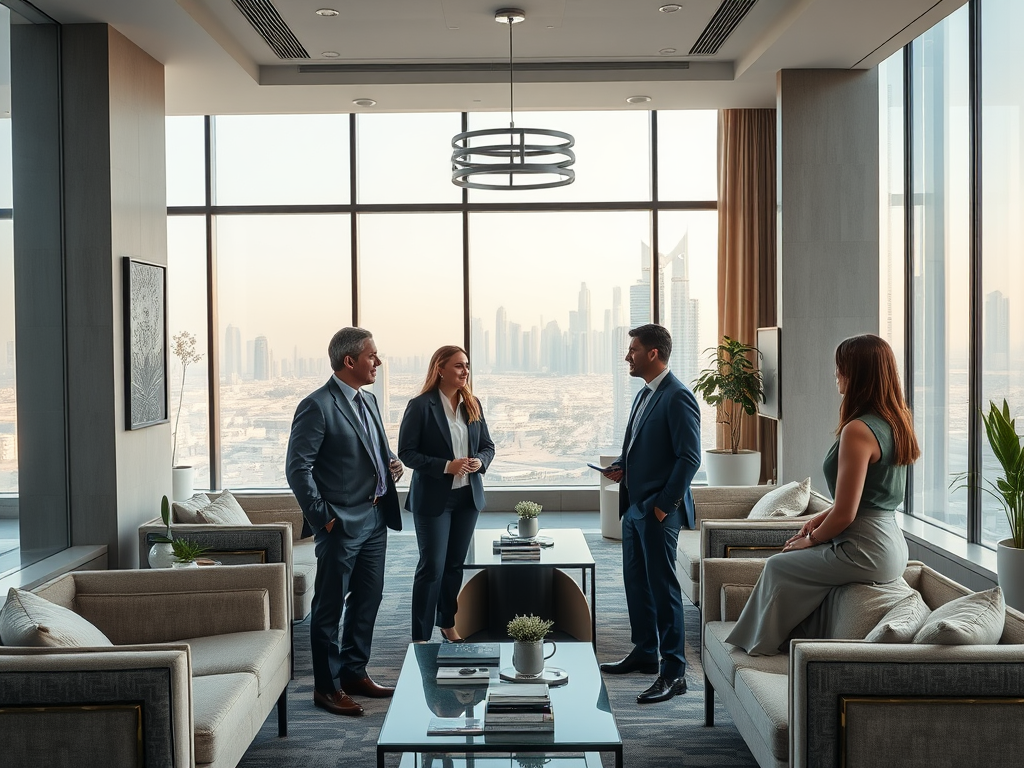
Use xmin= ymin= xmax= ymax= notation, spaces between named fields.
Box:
xmin=747 ymin=477 xmax=811 ymax=518
xmin=721 ymin=584 xmax=755 ymax=622
xmin=173 ymin=493 xmax=212 ymax=523
xmin=676 ymin=530 xmax=700 ymax=584
xmin=0 ymin=588 xmax=112 ymax=648
xmin=824 ymin=579 xmax=916 ymax=639
xmin=704 ymin=621 xmax=789 ymax=685
xmin=292 ymin=541 xmax=316 ymax=594
xmin=735 ymin=669 xmax=789 ymax=760
xmin=197 ymin=490 xmax=251 ymax=526
xmin=186 ymin=629 xmax=289 ymax=695
xmin=192 ymin=672 xmax=260 ymax=766
xmin=913 ymin=587 xmax=1005 ymax=645
xmin=865 ymin=590 xmax=932 ymax=643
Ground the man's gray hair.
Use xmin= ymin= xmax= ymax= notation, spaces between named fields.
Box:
xmin=329 ymin=327 xmax=373 ymax=370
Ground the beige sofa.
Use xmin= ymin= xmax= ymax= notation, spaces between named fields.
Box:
xmin=701 ymin=557 xmax=1024 ymax=768
xmin=676 ymin=485 xmax=831 ymax=606
xmin=139 ymin=492 xmax=315 ymax=621
xmin=0 ymin=563 xmax=290 ymax=768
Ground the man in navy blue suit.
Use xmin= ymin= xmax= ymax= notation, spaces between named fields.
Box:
xmin=286 ymin=327 xmax=404 ymax=717
xmin=600 ymin=324 xmax=701 ymax=703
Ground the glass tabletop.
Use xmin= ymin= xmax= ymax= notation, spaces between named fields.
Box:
xmin=465 ymin=528 xmax=596 ymax=569
xmin=378 ymin=642 xmax=621 ymax=751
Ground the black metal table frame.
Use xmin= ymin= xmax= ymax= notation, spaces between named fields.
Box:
xmin=378 ymin=741 xmax=623 ymax=768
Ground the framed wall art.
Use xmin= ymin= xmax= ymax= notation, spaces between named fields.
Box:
xmin=122 ymin=257 xmax=168 ymax=430
xmin=757 ymin=326 xmax=781 ymax=421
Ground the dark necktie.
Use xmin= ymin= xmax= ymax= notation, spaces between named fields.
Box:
xmin=356 ymin=392 xmax=388 ymax=498
xmin=627 ymin=386 xmax=652 ymax=451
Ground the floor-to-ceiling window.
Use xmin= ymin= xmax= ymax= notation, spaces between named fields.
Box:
xmin=166 ymin=110 xmax=719 ymax=491
xmin=0 ymin=4 xmax=16 ymax=574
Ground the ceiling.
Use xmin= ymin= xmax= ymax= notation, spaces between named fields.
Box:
xmin=28 ymin=0 xmax=963 ymax=115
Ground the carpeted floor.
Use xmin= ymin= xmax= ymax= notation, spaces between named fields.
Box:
xmin=237 ymin=531 xmax=759 ymax=768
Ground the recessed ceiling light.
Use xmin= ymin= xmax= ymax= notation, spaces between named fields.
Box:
xmin=321 ymin=51 xmax=340 ymax=58
xmin=352 ymin=98 xmax=376 ymax=107
xmin=448 ymin=26 xmax=460 ymax=30
xmin=658 ymin=47 xmax=677 ymax=55
xmin=626 ymin=95 xmax=652 ymax=104
xmin=315 ymin=8 xmax=339 ymax=17
xmin=659 ymin=4 xmax=683 ymax=12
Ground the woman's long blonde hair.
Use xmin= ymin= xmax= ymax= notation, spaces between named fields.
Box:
xmin=420 ymin=345 xmax=482 ymax=423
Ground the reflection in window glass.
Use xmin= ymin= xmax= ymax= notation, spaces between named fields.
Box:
xmin=911 ymin=6 xmax=969 ymax=535
xmin=658 ymin=212 xmax=719 ymax=482
xmin=166 ymin=116 xmax=206 ymax=207
xmin=217 ymin=215 xmax=351 ymax=488
xmin=981 ymin=0 xmax=1024 ymax=546
xmin=168 ymin=217 xmax=210 ymax=490
xmin=213 ymin=115 xmax=350 ymax=206
xmin=469 ymin=212 xmax=651 ymax=485
xmin=466 ymin=111 xmax=650 ymax=204
xmin=878 ymin=51 xmax=906 ymax=383
xmin=0 ymin=220 xmax=15 ymax=493
xmin=357 ymin=113 xmax=461 ymax=204
xmin=657 ymin=111 xmax=718 ymax=202
xmin=358 ymin=213 xmax=463 ymax=484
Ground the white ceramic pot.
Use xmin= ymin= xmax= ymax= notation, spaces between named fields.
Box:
xmin=512 ymin=640 xmax=557 ymax=677
xmin=511 ymin=517 xmax=539 ymax=539
xmin=148 ymin=541 xmax=175 ymax=569
xmin=703 ymin=449 xmax=761 ymax=486
xmin=171 ymin=560 xmax=199 ymax=569
xmin=172 ymin=466 xmax=195 ymax=502
xmin=997 ymin=539 xmax=1024 ymax=613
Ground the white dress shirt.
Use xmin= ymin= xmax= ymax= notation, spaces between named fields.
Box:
xmin=441 ymin=392 xmax=470 ymax=489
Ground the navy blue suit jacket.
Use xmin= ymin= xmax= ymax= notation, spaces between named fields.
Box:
xmin=398 ymin=390 xmax=495 ymax=517
xmin=614 ymin=370 xmax=702 ymax=529
xmin=286 ymin=378 xmax=402 ymax=539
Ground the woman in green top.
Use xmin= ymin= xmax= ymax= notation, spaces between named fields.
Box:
xmin=727 ymin=334 xmax=921 ymax=656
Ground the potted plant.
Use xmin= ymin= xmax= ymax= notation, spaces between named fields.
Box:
xmin=512 ymin=500 xmax=542 ymax=539
xmin=506 ymin=614 xmax=555 ymax=677
xmin=148 ymin=495 xmax=177 ymax=569
xmin=692 ymin=335 xmax=765 ymax=486
xmin=171 ymin=331 xmax=203 ymax=502
xmin=170 ymin=537 xmax=207 ymax=569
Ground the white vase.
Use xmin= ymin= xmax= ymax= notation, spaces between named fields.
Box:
xmin=997 ymin=539 xmax=1024 ymax=613
xmin=172 ymin=466 xmax=194 ymax=502
xmin=512 ymin=640 xmax=556 ymax=677
xmin=171 ymin=560 xmax=198 ymax=569
xmin=148 ymin=541 xmax=176 ymax=569
xmin=703 ymin=449 xmax=761 ymax=486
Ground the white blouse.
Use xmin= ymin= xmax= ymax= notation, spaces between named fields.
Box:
xmin=442 ymin=393 xmax=470 ymax=489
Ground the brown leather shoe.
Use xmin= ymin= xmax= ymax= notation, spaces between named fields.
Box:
xmin=342 ymin=676 xmax=395 ymax=698
xmin=313 ymin=689 xmax=364 ymax=716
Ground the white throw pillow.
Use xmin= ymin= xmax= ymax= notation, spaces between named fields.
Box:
xmin=865 ymin=590 xmax=932 ymax=643
xmin=912 ymin=587 xmax=1005 ymax=645
xmin=747 ymin=477 xmax=812 ymax=519
xmin=0 ymin=588 xmax=113 ymax=647
xmin=172 ymin=492 xmax=212 ymax=524
xmin=825 ymin=579 xmax=917 ymax=639
xmin=197 ymin=489 xmax=251 ymax=526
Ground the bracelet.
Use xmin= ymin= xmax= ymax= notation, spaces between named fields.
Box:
xmin=808 ymin=532 xmax=824 ymax=546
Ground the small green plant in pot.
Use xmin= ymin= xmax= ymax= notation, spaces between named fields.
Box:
xmin=507 ymin=614 xmax=556 ymax=678
xmin=147 ymin=496 xmax=176 ymax=568
xmin=512 ymin=500 xmax=542 ymax=538
xmin=170 ymin=537 xmax=207 ymax=568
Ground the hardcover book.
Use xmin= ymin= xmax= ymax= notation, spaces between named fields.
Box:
xmin=436 ymin=642 xmax=501 ymax=667
xmin=435 ymin=665 xmax=497 ymax=684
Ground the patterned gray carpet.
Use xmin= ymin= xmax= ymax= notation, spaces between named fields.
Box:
xmin=238 ymin=531 xmax=759 ymax=768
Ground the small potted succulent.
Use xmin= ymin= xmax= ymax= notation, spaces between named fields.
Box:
xmin=170 ymin=537 xmax=207 ymax=569
xmin=147 ymin=495 xmax=176 ymax=569
xmin=512 ymin=500 xmax=542 ymax=539
xmin=507 ymin=614 xmax=555 ymax=678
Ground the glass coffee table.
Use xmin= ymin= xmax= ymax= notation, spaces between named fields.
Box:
xmin=455 ymin=529 xmax=598 ymax=648
xmin=377 ymin=642 xmax=622 ymax=768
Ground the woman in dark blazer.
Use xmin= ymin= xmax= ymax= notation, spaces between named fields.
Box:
xmin=398 ymin=345 xmax=495 ymax=643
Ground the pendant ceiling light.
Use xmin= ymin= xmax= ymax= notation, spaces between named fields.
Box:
xmin=451 ymin=9 xmax=575 ymax=190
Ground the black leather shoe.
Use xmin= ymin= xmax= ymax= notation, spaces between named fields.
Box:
xmin=637 ymin=675 xmax=687 ymax=704
xmin=599 ymin=652 xmax=659 ymax=675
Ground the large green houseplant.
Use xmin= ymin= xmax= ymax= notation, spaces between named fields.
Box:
xmin=692 ymin=336 xmax=765 ymax=486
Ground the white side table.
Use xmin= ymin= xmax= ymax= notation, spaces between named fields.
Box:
xmin=598 ymin=454 xmax=622 ymax=540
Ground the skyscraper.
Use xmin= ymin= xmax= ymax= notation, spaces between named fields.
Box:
xmin=984 ymin=290 xmax=1010 ymax=371
xmin=224 ymin=324 xmax=242 ymax=383
xmin=495 ymin=306 xmax=509 ymax=371
xmin=577 ymin=282 xmax=592 ymax=374
xmin=667 ymin=233 xmax=701 ymax=387
xmin=509 ymin=321 xmax=522 ymax=369
xmin=253 ymin=336 xmax=270 ymax=381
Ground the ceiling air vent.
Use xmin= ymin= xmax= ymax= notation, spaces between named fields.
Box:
xmin=232 ymin=0 xmax=309 ymax=59
xmin=689 ymin=0 xmax=757 ymax=56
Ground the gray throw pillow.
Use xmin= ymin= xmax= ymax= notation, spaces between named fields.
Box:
xmin=825 ymin=579 xmax=917 ymax=640
xmin=172 ymin=492 xmax=212 ymax=523
xmin=197 ymin=489 xmax=251 ymax=526
xmin=912 ymin=587 xmax=1005 ymax=645
xmin=747 ymin=477 xmax=812 ymax=518
xmin=865 ymin=590 xmax=932 ymax=643
xmin=0 ymin=588 xmax=113 ymax=647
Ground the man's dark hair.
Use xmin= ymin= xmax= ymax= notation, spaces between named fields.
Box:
xmin=628 ymin=324 xmax=672 ymax=362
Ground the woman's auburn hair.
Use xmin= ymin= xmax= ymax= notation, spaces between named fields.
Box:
xmin=835 ymin=334 xmax=920 ymax=466
xmin=420 ymin=345 xmax=482 ymax=423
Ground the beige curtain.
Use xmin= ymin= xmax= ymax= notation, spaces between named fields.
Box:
xmin=716 ymin=109 xmax=778 ymax=483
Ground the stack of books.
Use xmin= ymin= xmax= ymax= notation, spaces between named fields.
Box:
xmin=483 ymin=683 xmax=554 ymax=733
xmin=435 ymin=642 xmax=500 ymax=685
xmin=492 ymin=535 xmax=542 ymax=560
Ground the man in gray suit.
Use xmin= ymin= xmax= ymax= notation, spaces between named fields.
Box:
xmin=286 ymin=327 xmax=404 ymax=717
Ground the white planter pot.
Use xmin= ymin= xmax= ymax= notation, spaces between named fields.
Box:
xmin=511 ymin=640 xmax=556 ymax=677
xmin=510 ymin=517 xmax=539 ymax=539
xmin=997 ymin=539 xmax=1024 ymax=613
xmin=148 ymin=541 xmax=175 ymax=569
xmin=171 ymin=560 xmax=199 ymax=569
xmin=172 ymin=466 xmax=194 ymax=502
xmin=703 ymin=449 xmax=761 ymax=487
